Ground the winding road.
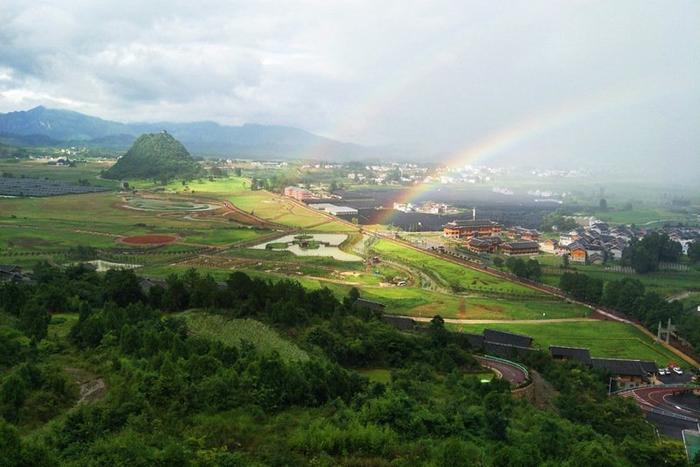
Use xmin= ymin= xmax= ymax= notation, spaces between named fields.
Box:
xmin=619 ymin=385 xmax=700 ymax=438
xmin=474 ymin=355 xmax=529 ymax=386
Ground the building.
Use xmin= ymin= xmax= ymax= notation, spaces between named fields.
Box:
xmin=354 ymin=298 xmax=386 ymax=314
xmin=590 ymin=358 xmax=657 ymax=389
xmin=443 ymin=220 xmax=501 ymax=239
xmin=467 ymin=236 xmax=502 ymax=253
xmin=567 ymin=243 xmax=588 ymax=263
xmin=500 ymin=241 xmax=540 ymax=256
xmin=548 ymin=345 xmax=656 ymax=389
xmin=382 ymin=315 xmax=416 ymax=331
xmin=284 ymin=186 xmax=314 ymax=201
xmin=0 ymin=264 xmax=27 ymax=283
xmin=539 ymin=238 xmax=559 ymax=253
xmin=483 ymin=329 xmax=533 ymax=348
xmin=308 ymin=203 xmax=358 ymax=216
xmin=549 ymin=345 xmax=592 ymax=365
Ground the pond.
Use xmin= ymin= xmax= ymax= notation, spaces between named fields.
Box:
xmin=251 ymin=233 xmax=362 ymax=261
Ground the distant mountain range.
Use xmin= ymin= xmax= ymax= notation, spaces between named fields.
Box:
xmin=0 ymin=106 xmax=380 ymax=160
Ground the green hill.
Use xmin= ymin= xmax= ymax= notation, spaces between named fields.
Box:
xmin=104 ymin=131 xmax=201 ymax=181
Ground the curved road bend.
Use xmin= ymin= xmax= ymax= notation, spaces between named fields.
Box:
xmin=623 ymin=387 xmax=700 ymax=420
xmin=474 ymin=355 xmax=528 ymax=386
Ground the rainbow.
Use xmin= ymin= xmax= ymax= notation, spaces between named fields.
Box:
xmin=370 ymin=78 xmax=677 ymax=226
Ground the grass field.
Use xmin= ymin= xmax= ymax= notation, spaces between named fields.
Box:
xmin=180 ymin=311 xmax=309 ymax=362
xmin=370 ymin=239 xmax=546 ymax=296
xmin=595 ymin=208 xmax=696 ymax=226
xmin=453 ymin=320 xmax=690 ymax=366
xmin=0 ymin=159 xmax=119 ymax=188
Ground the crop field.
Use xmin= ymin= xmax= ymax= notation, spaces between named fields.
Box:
xmin=453 ymin=320 xmax=690 ymax=366
xmin=181 ymin=311 xmax=309 ymax=362
xmin=0 ymin=160 xmax=118 ymax=188
xmin=595 ymin=208 xmax=696 ymax=226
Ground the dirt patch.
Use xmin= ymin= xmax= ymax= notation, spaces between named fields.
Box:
xmin=64 ymin=367 xmax=107 ymax=405
xmin=120 ymin=234 xmax=178 ymax=245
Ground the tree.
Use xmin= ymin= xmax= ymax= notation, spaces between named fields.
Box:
xmin=18 ymin=300 xmax=50 ymax=342
xmin=688 ymin=241 xmax=700 ymax=263
xmin=430 ymin=315 xmax=449 ymax=347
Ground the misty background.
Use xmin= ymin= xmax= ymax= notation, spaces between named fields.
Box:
xmin=0 ymin=1 xmax=698 ymax=179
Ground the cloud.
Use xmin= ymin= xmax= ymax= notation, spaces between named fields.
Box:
xmin=0 ymin=0 xmax=698 ymax=174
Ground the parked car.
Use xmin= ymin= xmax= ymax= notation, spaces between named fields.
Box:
xmin=673 ymin=367 xmax=684 ymax=375
xmin=658 ymin=368 xmax=669 ymax=376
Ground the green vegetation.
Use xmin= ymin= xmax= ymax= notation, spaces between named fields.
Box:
xmin=454 ymin=320 xmax=688 ymax=366
xmin=181 ymin=311 xmax=309 ymax=362
xmin=0 ymin=266 xmax=687 ymax=465
xmin=622 ymin=232 xmax=682 ymax=273
xmin=104 ymin=132 xmax=202 ymax=181
xmin=370 ymin=239 xmax=541 ymax=296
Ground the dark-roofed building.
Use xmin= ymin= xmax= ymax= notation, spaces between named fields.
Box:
xmin=467 ymin=236 xmax=502 ymax=253
xmin=0 ymin=264 xmax=28 ymax=283
xmin=484 ymin=329 xmax=533 ymax=348
xmin=500 ymin=241 xmax=540 ymax=256
xmin=382 ymin=315 xmax=416 ymax=331
xmin=462 ymin=333 xmax=485 ymax=349
xmin=590 ymin=357 xmax=656 ymax=389
xmin=443 ymin=219 xmax=501 ymax=239
xmin=484 ymin=341 xmax=535 ymax=359
xmin=549 ymin=345 xmax=591 ymax=365
xmin=354 ymin=298 xmax=386 ymax=313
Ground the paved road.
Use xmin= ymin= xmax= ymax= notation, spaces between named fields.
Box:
xmin=625 ymin=387 xmax=700 ymax=419
xmin=474 ymin=355 xmax=528 ymax=386
xmin=404 ymin=316 xmax=595 ymax=325
xmin=621 ymin=386 xmax=700 ymax=438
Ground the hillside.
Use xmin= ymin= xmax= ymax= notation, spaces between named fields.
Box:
xmin=103 ymin=131 xmax=201 ymax=180
xmin=0 ymin=106 xmax=374 ymax=159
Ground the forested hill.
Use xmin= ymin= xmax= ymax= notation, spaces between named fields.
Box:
xmin=103 ymin=132 xmax=202 ymax=181
xmin=0 ymin=264 xmax=687 ymax=465
xmin=0 ymin=106 xmax=374 ymax=159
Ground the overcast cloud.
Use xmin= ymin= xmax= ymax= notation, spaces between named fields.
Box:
xmin=0 ymin=1 xmax=698 ymax=170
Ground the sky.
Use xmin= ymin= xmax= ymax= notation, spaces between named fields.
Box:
xmin=0 ymin=1 xmax=699 ymax=172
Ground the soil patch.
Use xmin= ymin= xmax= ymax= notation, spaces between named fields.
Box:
xmin=120 ymin=234 xmax=178 ymax=245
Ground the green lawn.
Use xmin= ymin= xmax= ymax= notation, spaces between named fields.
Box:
xmin=452 ymin=320 xmax=690 ymax=366
xmin=370 ymin=239 xmax=546 ymax=296
xmin=180 ymin=311 xmax=309 ymax=362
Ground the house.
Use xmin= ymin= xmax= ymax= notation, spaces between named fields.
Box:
xmin=283 ymin=186 xmax=314 ymax=201
xmin=588 ymin=251 xmax=605 ymax=264
xmin=539 ymin=238 xmax=559 ymax=253
xmin=590 ymin=357 xmax=657 ymax=389
xmin=567 ymin=242 xmax=588 ymax=263
xmin=483 ymin=329 xmax=533 ymax=348
xmin=500 ymin=241 xmax=540 ymax=256
xmin=549 ymin=346 xmax=592 ymax=365
xmin=0 ymin=264 xmax=26 ymax=283
xmin=467 ymin=236 xmax=502 ymax=253
xmin=443 ymin=220 xmax=501 ymax=239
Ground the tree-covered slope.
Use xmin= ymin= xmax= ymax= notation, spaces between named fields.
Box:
xmin=103 ymin=131 xmax=201 ymax=181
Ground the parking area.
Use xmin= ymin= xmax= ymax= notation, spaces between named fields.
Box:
xmin=654 ymin=369 xmax=693 ymax=385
